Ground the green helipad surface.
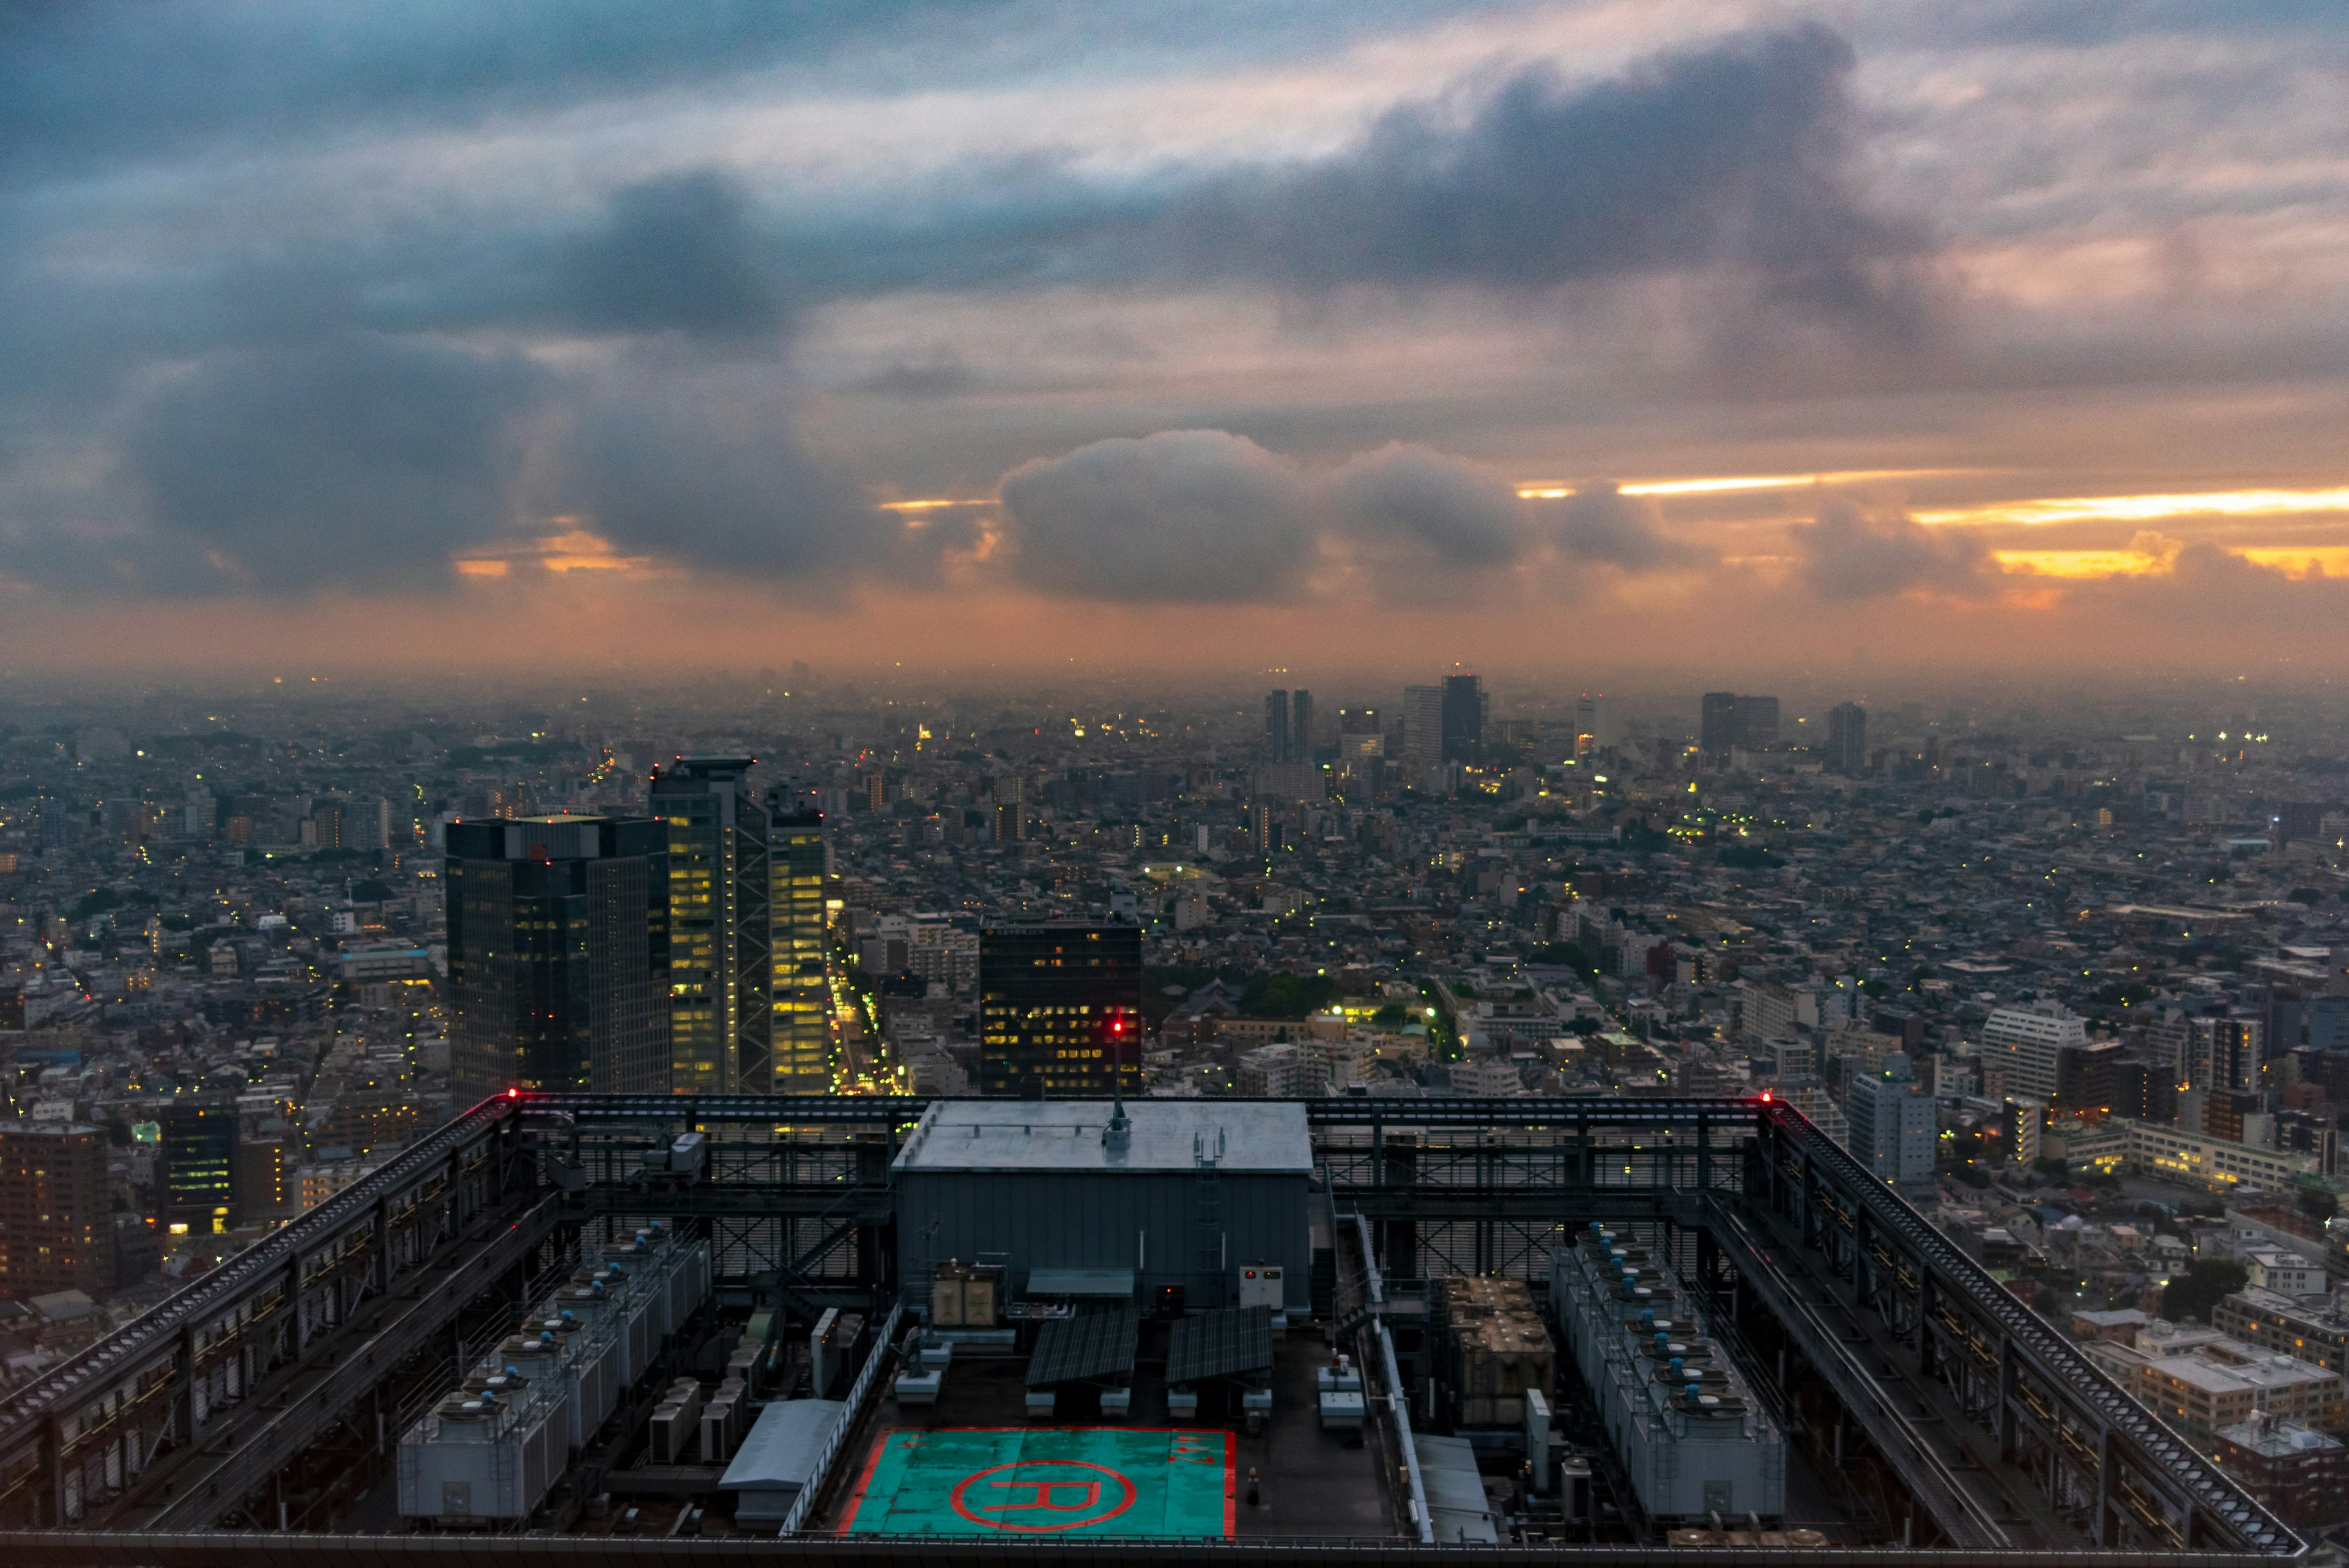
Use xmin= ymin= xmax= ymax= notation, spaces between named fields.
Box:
xmin=839 ymin=1427 xmax=1235 ymax=1537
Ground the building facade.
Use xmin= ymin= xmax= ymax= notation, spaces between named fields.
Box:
xmin=1440 ymin=674 xmax=1485 ymax=765
xmin=652 ymin=759 xmax=771 ymax=1096
xmin=1983 ymin=1001 xmax=2088 ymax=1099
xmin=445 ymin=815 xmax=671 ymax=1100
xmin=160 ymin=1102 xmax=237 ymax=1233
xmin=977 ymin=923 xmax=1144 ymax=1097
xmin=0 ymin=1123 xmax=111 ymax=1299
xmin=1824 ymin=701 xmax=1868 ymax=775
xmin=1845 ymin=1057 xmax=1936 ymax=1184
xmin=766 ymin=800 xmax=833 ymax=1093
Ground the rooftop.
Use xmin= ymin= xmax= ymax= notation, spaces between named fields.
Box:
xmin=894 ymin=1099 xmax=1313 ymax=1176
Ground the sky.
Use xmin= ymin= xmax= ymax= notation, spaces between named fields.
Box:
xmin=2 ymin=0 xmax=2347 ymax=683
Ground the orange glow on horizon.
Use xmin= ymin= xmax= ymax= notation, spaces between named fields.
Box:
xmin=1920 ymin=487 xmax=2349 ymax=527
xmin=1516 ymin=468 xmax=1968 ymax=499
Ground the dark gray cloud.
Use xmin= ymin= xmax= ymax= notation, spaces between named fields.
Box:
xmin=0 ymin=0 xmax=1021 ymax=190
xmin=121 ymin=332 xmax=545 ymax=593
xmin=1789 ymin=498 xmax=1998 ymax=599
xmin=557 ymin=370 xmax=891 ymax=582
xmin=992 ymin=434 xmax=1712 ymax=604
xmin=561 ymin=171 xmax=786 ymax=341
xmin=1327 ymin=444 xmax=1532 ymax=570
xmin=996 ymin=429 xmax=1319 ymax=602
xmin=1134 ymin=24 xmax=1929 ymax=340
xmin=1551 ymin=484 xmax=1705 ymax=569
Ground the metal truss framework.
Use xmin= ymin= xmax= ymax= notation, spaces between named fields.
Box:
xmin=0 ymin=1093 xmax=2298 ymax=1559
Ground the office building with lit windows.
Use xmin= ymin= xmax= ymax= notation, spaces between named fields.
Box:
xmin=766 ymin=797 xmax=833 ymax=1092
xmin=444 ymin=814 xmax=671 ymax=1099
xmin=160 ymin=1102 xmax=238 ymax=1234
xmin=978 ymin=923 xmax=1143 ymax=1097
xmin=0 ymin=1122 xmax=112 ymax=1297
xmin=651 ymin=759 xmax=771 ymax=1095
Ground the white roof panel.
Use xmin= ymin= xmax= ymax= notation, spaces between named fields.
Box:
xmin=893 ymin=1100 xmax=1312 ymax=1175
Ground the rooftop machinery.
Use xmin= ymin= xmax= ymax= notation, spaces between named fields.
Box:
xmin=397 ymin=1224 xmax=710 ymax=1526
xmin=1552 ymin=1220 xmax=1785 ymax=1523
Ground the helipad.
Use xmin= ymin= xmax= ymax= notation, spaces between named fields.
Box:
xmin=838 ymin=1427 xmax=1235 ymax=1538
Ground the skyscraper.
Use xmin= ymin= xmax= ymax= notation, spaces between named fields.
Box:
xmin=160 ymin=1102 xmax=237 ymax=1233
xmin=1264 ymin=690 xmax=1289 ymax=762
xmin=1572 ymin=694 xmax=1602 ymax=757
xmin=1734 ymin=695 xmax=1780 ymax=750
xmin=977 ymin=923 xmax=1143 ymax=1098
xmin=765 ymin=795 xmax=833 ymax=1093
xmin=445 ymin=814 xmax=671 ymax=1100
xmin=1440 ymin=673 xmax=1485 ymax=764
xmin=651 ymin=758 xmax=771 ymax=1095
xmin=1701 ymin=691 xmax=1780 ymax=760
xmin=0 ymin=1123 xmax=112 ymax=1297
xmin=1289 ymin=689 xmax=1313 ymax=762
xmin=1825 ymin=702 xmax=1868 ymax=775
xmin=1699 ymin=692 xmax=1739 ymax=759
xmin=1401 ymin=685 xmax=1443 ymax=773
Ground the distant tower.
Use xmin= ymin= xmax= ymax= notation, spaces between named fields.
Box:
xmin=1441 ymin=674 xmax=1484 ymax=764
xmin=651 ymin=758 xmax=771 ymax=1096
xmin=1573 ymin=693 xmax=1601 ymax=757
xmin=1264 ymin=691 xmax=1290 ymax=762
xmin=765 ymin=793 xmax=833 ymax=1093
xmin=1290 ymin=689 xmax=1313 ymax=763
xmin=1825 ymin=702 xmax=1868 ymax=776
xmin=1401 ymin=685 xmax=1443 ymax=774
xmin=1700 ymin=692 xmax=1739 ymax=760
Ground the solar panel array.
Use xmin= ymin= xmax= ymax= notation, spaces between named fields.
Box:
xmin=1168 ymin=1304 xmax=1274 ymax=1386
xmin=1026 ymin=1306 xmax=1141 ymax=1388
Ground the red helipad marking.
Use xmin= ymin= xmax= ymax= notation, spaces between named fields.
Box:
xmin=948 ymin=1459 xmax=1139 ymax=1532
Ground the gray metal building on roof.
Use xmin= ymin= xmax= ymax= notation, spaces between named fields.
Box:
xmin=892 ymin=1100 xmax=1312 ymax=1315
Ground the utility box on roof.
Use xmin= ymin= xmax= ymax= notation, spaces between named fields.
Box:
xmin=892 ymin=1101 xmax=1312 ymax=1318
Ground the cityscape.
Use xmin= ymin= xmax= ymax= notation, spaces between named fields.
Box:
xmin=2 ymin=0 xmax=2347 ymax=1561
xmin=1 ymin=672 xmax=2348 ymax=1550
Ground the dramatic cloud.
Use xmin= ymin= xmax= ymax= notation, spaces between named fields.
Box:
xmin=1789 ymin=499 xmax=2000 ymax=600
xmin=996 ymin=434 xmax=1712 ymax=604
xmin=122 ymin=332 xmax=545 ymax=593
xmin=562 ymin=171 xmax=787 ymax=341
xmin=557 ymin=370 xmax=887 ymax=582
xmin=1133 ymin=24 xmax=1929 ymax=340
xmin=1328 ymin=444 xmax=1535 ymax=575
xmin=996 ymin=429 xmax=1319 ymax=603
xmin=1549 ymin=484 xmax=1703 ymax=570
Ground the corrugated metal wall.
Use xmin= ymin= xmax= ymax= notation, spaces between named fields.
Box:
xmin=896 ymin=1170 xmax=1308 ymax=1313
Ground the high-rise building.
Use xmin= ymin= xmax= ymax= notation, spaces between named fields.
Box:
xmin=1845 ymin=1057 xmax=1935 ymax=1185
xmin=1735 ymin=695 xmax=1780 ymax=750
xmin=765 ymin=797 xmax=833 ymax=1093
xmin=445 ymin=814 xmax=671 ymax=1100
xmin=1701 ymin=691 xmax=1780 ymax=760
xmin=977 ymin=923 xmax=1143 ymax=1098
xmin=161 ymin=1102 xmax=237 ymax=1233
xmin=1337 ymin=707 xmax=1383 ymax=792
xmin=1700 ymin=692 xmax=1739 ymax=759
xmin=0 ymin=1123 xmax=112 ymax=1298
xmin=1401 ymin=685 xmax=1443 ymax=773
xmin=1983 ymin=1001 xmax=2088 ymax=1099
xmin=1825 ymin=702 xmax=1868 ymax=775
xmin=1264 ymin=690 xmax=1290 ymax=762
xmin=1290 ymin=689 xmax=1313 ymax=762
xmin=1573 ymin=694 xmax=1602 ymax=757
xmin=651 ymin=759 xmax=772 ymax=1096
xmin=2190 ymin=1016 xmax=2263 ymax=1094
xmin=1441 ymin=673 xmax=1485 ymax=764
